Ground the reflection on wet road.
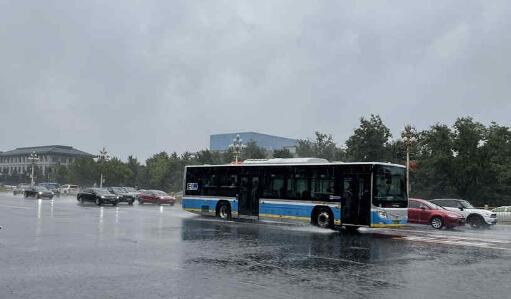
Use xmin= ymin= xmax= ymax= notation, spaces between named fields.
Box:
xmin=1 ymin=193 xmax=510 ymax=299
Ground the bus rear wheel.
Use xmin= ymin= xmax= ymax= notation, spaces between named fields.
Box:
xmin=314 ymin=208 xmax=333 ymax=229
xmin=217 ymin=202 xmax=232 ymax=220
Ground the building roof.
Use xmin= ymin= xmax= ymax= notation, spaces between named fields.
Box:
xmin=0 ymin=145 xmax=93 ymax=157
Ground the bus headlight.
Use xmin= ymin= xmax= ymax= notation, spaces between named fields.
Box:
xmin=377 ymin=210 xmax=387 ymax=219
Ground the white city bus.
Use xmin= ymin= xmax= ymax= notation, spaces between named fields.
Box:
xmin=182 ymin=158 xmax=408 ymax=229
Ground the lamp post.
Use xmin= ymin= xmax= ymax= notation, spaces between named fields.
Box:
xmin=28 ymin=151 xmax=40 ymax=187
xmin=402 ymin=125 xmax=417 ymax=197
xmin=229 ymin=134 xmax=246 ymax=164
xmin=95 ymin=147 xmax=110 ymax=188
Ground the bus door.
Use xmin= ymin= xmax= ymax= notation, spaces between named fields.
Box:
xmin=341 ymin=173 xmax=371 ymax=226
xmin=238 ymin=175 xmax=260 ymax=219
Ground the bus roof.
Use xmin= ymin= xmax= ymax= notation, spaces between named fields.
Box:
xmin=186 ymin=159 xmax=405 ymax=169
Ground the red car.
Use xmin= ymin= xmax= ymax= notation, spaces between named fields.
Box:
xmin=408 ymin=198 xmax=465 ymax=229
xmin=138 ymin=190 xmax=176 ymax=206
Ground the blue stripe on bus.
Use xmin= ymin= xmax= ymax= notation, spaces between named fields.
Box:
xmin=182 ymin=197 xmax=340 ymax=224
xmin=260 ymin=202 xmax=341 ymax=223
xmin=182 ymin=197 xmax=238 ymax=214
xmin=370 ymin=211 xmax=407 ymax=226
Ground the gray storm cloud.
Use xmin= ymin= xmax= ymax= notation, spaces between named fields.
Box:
xmin=1 ymin=0 xmax=510 ymax=160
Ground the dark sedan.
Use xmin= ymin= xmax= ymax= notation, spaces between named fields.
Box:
xmin=24 ymin=186 xmax=54 ymax=199
xmin=77 ymin=188 xmax=119 ymax=206
xmin=38 ymin=183 xmax=61 ymax=197
xmin=107 ymin=187 xmax=135 ymax=205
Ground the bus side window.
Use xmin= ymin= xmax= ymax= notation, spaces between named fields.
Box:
xmin=262 ymin=167 xmax=286 ymax=199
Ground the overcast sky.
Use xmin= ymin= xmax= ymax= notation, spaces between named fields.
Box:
xmin=1 ymin=0 xmax=510 ymax=160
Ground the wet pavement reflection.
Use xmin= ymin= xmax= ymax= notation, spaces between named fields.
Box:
xmin=1 ymin=193 xmax=510 ymax=299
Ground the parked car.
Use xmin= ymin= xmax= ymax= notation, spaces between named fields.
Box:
xmin=107 ymin=187 xmax=135 ymax=205
xmin=24 ymin=186 xmax=54 ymax=199
xmin=77 ymin=188 xmax=119 ymax=206
xmin=492 ymin=206 xmax=511 ymax=223
xmin=123 ymin=187 xmax=141 ymax=199
xmin=59 ymin=184 xmax=80 ymax=195
xmin=430 ymin=199 xmax=497 ymax=228
xmin=13 ymin=184 xmax=31 ymax=195
xmin=38 ymin=182 xmax=60 ymax=197
xmin=408 ymin=198 xmax=465 ymax=229
xmin=138 ymin=190 xmax=176 ymax=205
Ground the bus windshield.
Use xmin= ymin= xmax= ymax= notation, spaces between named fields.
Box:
xmin=373 ymin=165 xmax=407 ymax=207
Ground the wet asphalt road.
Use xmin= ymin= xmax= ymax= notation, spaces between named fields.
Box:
xmin=1 ymin=192 xmax=511 ymax=299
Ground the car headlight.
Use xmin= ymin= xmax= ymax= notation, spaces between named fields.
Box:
xmin=101 ymin=195 xmax=105 ymax=199
xmin=38 ymin=192 xmax=43 ymax=195
xmin=377 ymin=210 xmax=387 ymax=219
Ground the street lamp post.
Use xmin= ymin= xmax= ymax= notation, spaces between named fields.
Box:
xmin=96 ymin=147 xmax=110 ymax=188
xmin=402 ymin=125 xmax=417 ymax=197
xmin=229 ymin=134 xmax=246 ymax=164
xmin=28 ymin=151 xmax=40 ymax=187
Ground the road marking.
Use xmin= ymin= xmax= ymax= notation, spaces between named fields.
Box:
xmin=0 ymin=203 xmax=32 ymax=210
xmin=392 ymin=235 xmax=511 ymax=251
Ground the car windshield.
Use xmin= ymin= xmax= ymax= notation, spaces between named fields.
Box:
xmin=460 ymin=200 xmax=475 ymax=209
xmin=373 ymin=165 xmax=407 ymax=206
xmin=111 ymin=187 xmax=124 ymax=193
xmin=94 ymin=188 xmax=111 ymax=195
xmin=427 ymin=201 xmax=446 ymax=210
xmin=152 ymin=190 xmax=167 ymax=196
xmin=35 ymin=186 xmax=48 ymax=191
xmin=124 ymin=187 xmax=136 ymax=192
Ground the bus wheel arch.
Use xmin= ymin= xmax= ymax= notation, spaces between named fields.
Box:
xmin=311 ymin=206 xmax=334 ymax=229
xmin=216 ymin=200 xmax=232 ymax=220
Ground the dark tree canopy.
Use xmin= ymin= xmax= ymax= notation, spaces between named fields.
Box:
xmin=345 ymin=114 xmax=392 ymax=162
xmin=4 ymin=115 xmax=510 ymax=206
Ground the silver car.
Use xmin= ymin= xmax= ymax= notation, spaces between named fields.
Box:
xmin=492 ymin=206 xmax=511 ymax=223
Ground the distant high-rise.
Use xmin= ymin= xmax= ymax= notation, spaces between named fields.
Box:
xmin=210 ymin=132 xmax=298 ymax=152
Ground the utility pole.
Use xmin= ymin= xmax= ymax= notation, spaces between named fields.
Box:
xmin=96 ymin=147 xmax=110 ymax=188
xmin=402 ymin=125 xmax=417 ymax=197
xmin=28 ymin=151 xmax=40 ymax=187
xmin=229 ymin=134 xmax=245 ymax=164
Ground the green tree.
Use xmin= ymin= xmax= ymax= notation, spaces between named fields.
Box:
xmin=296 ymin=131 xmax=344 ymax=161
xmin=272 ymin=148 xmax=294 ymax=158
xmin=145 ymin=152 xmax=171 ymax=190
xmin=125 ymin=156 xmax=141 ymax=186
xmin=103 ymin=157 xmax=133 ymax=186
xmin=55 ymin=165 xmax=71 ymax=183
xmin=195 ymin=149 xmax=224 ymax=165
xmin=480 ymin=122 xmax=511 ymax=205
xmin=413 ymin=124 xmax=456 ymax=199
xmin=241 ymin=141 xmax=267 ymax=160
xmin=68 ymin=157 xmax=98 ymax=186
xmin=345 ymin=114 xmax=392 ymax=162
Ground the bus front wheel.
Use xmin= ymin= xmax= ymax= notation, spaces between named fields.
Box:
xmin=313 ymin=208 xmax=333 ymax=229
xmin=217 ymin=202 xmax=232 ymax=220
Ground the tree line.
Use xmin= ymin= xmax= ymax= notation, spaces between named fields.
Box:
xmin=6 ymin=115 xmax=510 ymax=206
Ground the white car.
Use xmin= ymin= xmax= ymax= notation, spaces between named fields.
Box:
xmin=492 ymin=206 xmax=511 ymax=223
xmin=59 ymin=184 xmax=80 ymax=195
xmin=430 ymin=199 xmax=497 ymax=228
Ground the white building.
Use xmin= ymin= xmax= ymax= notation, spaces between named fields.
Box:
xmin=0 ymin=145 xmax=93 ymax=176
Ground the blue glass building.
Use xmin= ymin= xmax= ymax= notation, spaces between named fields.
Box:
xmin=210 ymin=132 xmax=298 ymax=151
